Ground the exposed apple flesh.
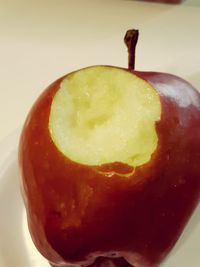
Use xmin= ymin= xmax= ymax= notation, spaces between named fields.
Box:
xmin=19 ymin=29 xmax=200 ymax=267
xmin=49 ymin=66 xmax=161 ymax=168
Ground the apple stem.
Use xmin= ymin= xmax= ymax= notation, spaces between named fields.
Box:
xmin=124 ymin=29 xmax=139 ymax=70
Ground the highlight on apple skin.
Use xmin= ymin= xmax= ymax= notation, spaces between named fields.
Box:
xmin=19 ymin=29 xmax=200 ymax=267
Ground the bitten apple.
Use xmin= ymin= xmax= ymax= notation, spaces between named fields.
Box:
xmin=19 ymin=29 xmax=200 ymax=267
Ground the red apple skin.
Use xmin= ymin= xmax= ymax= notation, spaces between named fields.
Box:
xmin=19 ymin=68 xmax=200 ymax=267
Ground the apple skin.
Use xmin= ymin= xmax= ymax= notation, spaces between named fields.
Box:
xmin=19 ymin=67 xmax=200 ymax=267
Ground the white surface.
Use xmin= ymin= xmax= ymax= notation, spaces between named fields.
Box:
xmin=0 ymin=0 xmax=200 ymax=266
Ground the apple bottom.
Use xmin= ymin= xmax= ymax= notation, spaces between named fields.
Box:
xmin=50 ymin=257 xmax=152 ymax=267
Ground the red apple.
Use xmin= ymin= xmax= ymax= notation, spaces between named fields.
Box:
xmin=19 ymin=29 xmax=200 ymax=267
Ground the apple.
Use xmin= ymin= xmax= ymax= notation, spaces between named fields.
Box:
xmin=19 ymin=29 xmax=200 ymax=267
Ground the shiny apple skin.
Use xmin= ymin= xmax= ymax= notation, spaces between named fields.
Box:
xmin=19 ymin=68 xmax=200 ymax=267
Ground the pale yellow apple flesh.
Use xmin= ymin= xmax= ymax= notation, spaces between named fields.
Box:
xmin=49 ymin=66 xmax=161 ymax=168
